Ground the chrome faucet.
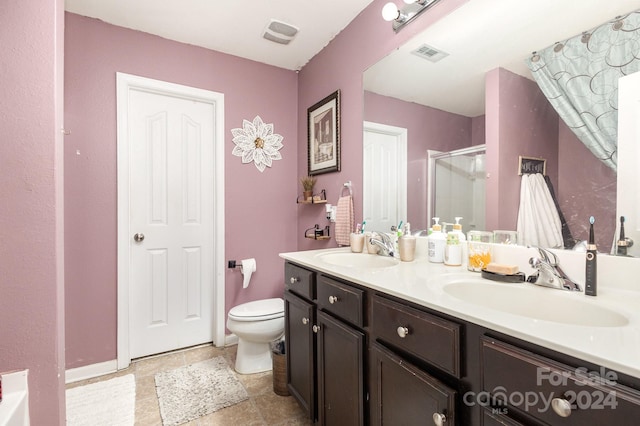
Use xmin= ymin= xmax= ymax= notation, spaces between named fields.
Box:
xmin=528 ymin=247 xmax=581 ymax=291
xmin=369 ymin=232 xmax=395 ymax=257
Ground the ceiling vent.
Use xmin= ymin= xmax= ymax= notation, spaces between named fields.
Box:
xmin=411 ymin=44 xmax=449 ymax=62
xmin=263 ymin=19 xmax=299 ymax=45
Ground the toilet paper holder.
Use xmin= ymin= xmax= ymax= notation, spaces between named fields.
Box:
xmin=227 ymin=260 xmax=254 ymax=274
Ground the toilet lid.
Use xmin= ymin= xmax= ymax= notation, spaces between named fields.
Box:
xmin=228 ymin=298 xmax=284 ymax=321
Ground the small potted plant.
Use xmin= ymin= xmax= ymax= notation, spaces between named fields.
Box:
xmin=300 ymin=175 xmax=316 ymax=201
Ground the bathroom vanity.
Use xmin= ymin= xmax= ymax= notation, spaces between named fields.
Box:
xmin=280 ymin=248 xmax=640 ymax=425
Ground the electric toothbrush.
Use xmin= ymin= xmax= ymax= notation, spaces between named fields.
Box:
xmin=585 ymin=216 xmax=597 ymax=296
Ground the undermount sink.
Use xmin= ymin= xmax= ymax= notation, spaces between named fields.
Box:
xmin=443 ymin=281 xmax=629 ymax=327
xmin=318 ymin=252 xmax=399 ymax=269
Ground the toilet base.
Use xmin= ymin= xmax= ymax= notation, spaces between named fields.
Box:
xmin=234 ymin=339 xmax=276 ymax=374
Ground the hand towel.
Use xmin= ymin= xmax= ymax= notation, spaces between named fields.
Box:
xmin=335 ymin=195 xmax=354 ymax=246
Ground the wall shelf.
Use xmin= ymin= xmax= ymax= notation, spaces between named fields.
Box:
xmin=297 ymin=189 xmax=327 ymax=204
xmin=305 ymin=224 xmax=331 ymax=240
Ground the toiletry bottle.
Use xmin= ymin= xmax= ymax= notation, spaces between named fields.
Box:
xmin=399 ymin=223 xmax=416 ymax=262
xmin=452 ymin=217 xmax=467 ymax=267
xmin=585 ymin=216 xmax=597 ymax=296
xmin=444 ymin=230 xmax=462 ymax=266
xmin=427 ymin=218 xmax=446 ymax=263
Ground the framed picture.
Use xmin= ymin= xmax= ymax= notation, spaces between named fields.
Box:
xmin=307 ymin=90 xmax=340 ymax=175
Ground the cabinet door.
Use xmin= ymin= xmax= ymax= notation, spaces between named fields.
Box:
xmin=371 ymin=342 xmax=456 ymax=426
xmin=317 ymin=310 xmax=365 ymax=426
xmin=284 ymin=291 xmax=316 ymax=421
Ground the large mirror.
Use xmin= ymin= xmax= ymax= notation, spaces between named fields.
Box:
xmin=363 ymin=0 xmax=639 ymax=251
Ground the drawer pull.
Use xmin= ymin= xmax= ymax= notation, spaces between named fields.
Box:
xmin=289 ymin=276 xmax=299 ymax=284
xmin=328 ymin=295 xmax=339 ymax=304
xmin=551 ymin=397 xmax=572 ymax=417
xmin=302 ymin=317 xmax=309 ymax=325
xmin=397 ymin=326 xmax=410 ymax=338
xmin=313 ymin=325 xmax=321 ymax=333
xmin=432 ymin=412 xmax=447 ymax=425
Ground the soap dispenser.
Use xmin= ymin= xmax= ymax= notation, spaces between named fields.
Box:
xmin=452 ymin=217 xmax=466 ymax=241
xmin=398 ymin=222 xmax=416 ymax=262
xmin=427 ymin=218 xmax=446 ymax=263
xmin=451 ymin=217 xmax=467 ymax=266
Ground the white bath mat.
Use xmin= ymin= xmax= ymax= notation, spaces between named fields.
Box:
xmin=155 ymin=356 xmax=249 ymax=425
xmin=66 ymin=374 xmax=135 ymax=426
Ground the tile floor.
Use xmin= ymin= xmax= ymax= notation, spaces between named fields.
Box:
xmin=66 ymin=344 xmax=311 ymax=425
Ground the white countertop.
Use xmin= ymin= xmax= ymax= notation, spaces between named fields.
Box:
xmin=280 ymin=247 xmax=640 ymax=380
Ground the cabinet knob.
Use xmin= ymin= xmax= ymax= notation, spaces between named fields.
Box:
xmin=312 ymin=325 xmax=321 ymax=333
xmin=551 ymin=397 xmax=572 ymax=417
xmin=397 ymin=326 xmax=410 ymax=338
xmin=328 ymin=295 xmax=339 ymax=304
xmin=289 ymin=276 xmax=299 ymax=284
xmin=302 ymin=317 xmax=309 ymax=325
xmin=432 ymin=412 xmax=447 ymax=425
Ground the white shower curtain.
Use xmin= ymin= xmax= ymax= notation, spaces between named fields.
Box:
xmin=516 ymin=173 xmax=563 ymax=248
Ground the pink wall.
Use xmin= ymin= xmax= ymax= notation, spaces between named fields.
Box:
xmin=64 ymin=13 xmax=298 ymax=368
xmin=296 ymin=0 xmax=470 ymax=250
xmin=558 ymin=121 xmax=617 ymax=248
xmin=485 ymin=68 xmax=559 ymax=232
xmin=364 ymin=91 xmax=473 ymax=230
xmin=0 ymin=1 xmax=66 ymax=424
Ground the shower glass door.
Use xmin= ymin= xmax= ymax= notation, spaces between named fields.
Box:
xmin=427 ymin=145 xmax=486 ymax=234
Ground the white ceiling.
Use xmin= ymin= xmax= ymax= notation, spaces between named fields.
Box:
xmin=364 ymin=0 xmax=640 ymax=117
xmin=64 ymin=0 xmax=375 ymax=71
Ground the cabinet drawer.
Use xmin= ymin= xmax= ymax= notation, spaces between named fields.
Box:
xmin=316 ymin=275 xmax=364 ymax=327
xmin=371 ymin=295 xmax=460 ymax=378
xmin=285 ymin=262 xmax=315 ymax=301
xmin=482 ymin=336 xmax=640 ymax=425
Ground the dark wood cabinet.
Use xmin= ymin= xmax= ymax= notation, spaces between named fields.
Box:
xmin=283 ymin=260 xmax=640 ymax=425
xmin=317 ymin=310 xmax=365 ymax=425
xmin=371 ymin=342 xmax=456 ymax=425
xmin=284 ymin=263 xmax=366 ymax=425
xmin=284 ymin=291 xmax=316 ymax=420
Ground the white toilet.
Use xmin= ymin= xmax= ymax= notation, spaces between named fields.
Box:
xmin=226 ymin=297 xmax=285 ymax=374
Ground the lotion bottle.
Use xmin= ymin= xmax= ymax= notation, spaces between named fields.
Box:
xmin=427 ymin=218 xmax=446 ymax=263
xmin=398 ymin=223 xmax=416 ymax=262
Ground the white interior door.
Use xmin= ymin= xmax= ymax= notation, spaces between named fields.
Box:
xmin=117 ymin=73 xmax=225 ymax=366
xmin=363 ymin=122 xmax=407 ymax=233
xmin=128 ymin=89 xmax=214 ymax=359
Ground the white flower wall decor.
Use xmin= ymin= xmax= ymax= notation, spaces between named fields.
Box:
xmin=231 ymin=116 xmax=284 ymax=172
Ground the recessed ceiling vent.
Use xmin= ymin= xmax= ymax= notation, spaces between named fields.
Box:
xmin=411 ymin=44 xmax=449 ymax=62
xmin=263 ymin=19 xmax=299 ymax=45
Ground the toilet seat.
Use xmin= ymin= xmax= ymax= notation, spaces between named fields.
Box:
xmin=228 ymin=297 xmax=284 ymax=322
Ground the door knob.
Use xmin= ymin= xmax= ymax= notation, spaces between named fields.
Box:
xmin=133 ymin=233 xmax=145 ymax=242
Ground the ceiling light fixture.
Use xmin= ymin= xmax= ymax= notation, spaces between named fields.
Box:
xmin=382 ymin=0 xmax=441 ymax=32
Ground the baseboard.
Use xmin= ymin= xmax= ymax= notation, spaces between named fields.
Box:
xmin=225 ymin=333 xmax=238 ymax=347
xmin=65 ymin=359 xmax=118 ymax=384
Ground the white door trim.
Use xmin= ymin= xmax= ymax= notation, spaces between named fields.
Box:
xmin=116 ymin=72 xmax=225 ymax=369
xmin=362 ymin=121 xmax=408 ymax=227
